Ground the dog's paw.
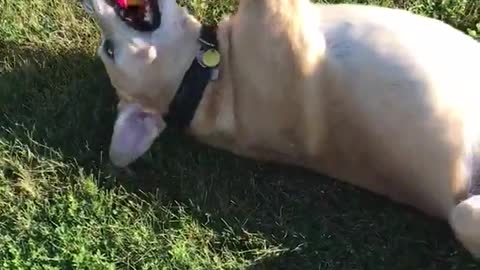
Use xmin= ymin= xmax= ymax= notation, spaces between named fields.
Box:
xmin=107 ymin=163 xmax=138 ymax=180
xmin=450 ymin=195 xmax=480 ymax=259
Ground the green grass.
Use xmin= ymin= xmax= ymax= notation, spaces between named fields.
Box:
xmin=0 ymin=0 xmax=479 ymax=269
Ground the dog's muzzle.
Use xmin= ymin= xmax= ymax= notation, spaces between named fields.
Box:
xmin=82 ymin=0 xmax=161 ymax=32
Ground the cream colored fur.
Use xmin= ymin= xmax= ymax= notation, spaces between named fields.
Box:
xmin=81 ymin=0 xmax=480 ymax=258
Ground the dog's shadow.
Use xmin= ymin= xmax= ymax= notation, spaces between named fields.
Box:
xmin=1 ymin=42 xmax=478 ymax=269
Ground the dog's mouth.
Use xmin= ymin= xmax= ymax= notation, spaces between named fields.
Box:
xmin=107 ymin=0 xmax=161 ymax=32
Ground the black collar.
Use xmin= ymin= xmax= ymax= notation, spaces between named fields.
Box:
xmin=163 ymin=25 xmax=219 ymax=130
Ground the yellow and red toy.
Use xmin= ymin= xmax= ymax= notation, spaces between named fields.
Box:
xmin=117 ymin=0 xmax=143 ymax=9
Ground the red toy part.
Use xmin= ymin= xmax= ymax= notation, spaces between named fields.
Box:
xmin=117 ymin=0 xmax=127 ymax=8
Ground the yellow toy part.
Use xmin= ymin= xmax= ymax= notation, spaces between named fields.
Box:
xmin=127 ymin=0 xmax=143 ymax=7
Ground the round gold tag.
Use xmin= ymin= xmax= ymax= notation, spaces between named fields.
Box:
xmin=202 ymin=49 xmax=221 ymax=67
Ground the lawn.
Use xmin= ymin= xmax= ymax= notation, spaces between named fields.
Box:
xmin=0 ymin=0 xmax=479 ymax=269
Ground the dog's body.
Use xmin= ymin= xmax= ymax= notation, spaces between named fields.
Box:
xmin=81 ymin=0 xmax=480 ymax=257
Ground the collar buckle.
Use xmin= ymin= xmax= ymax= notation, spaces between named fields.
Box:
xmin=198 ymin=37 xmax=216 ymax=48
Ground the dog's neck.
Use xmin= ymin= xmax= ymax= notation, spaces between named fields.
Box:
xmin=186 ymin=18 xmax=236 ymax=143
xmin=162 ymin=24 xmax=221 ymax=130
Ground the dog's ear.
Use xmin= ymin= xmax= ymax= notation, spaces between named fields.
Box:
xmin=109 ymin=103 xmax=165 ymax=167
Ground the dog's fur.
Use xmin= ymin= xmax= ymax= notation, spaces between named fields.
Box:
xmin=80 ymin=0 xmax=480 ymax=257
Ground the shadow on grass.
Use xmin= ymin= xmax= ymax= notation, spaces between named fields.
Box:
xmin=1 ymin=41 xmax=479 ymax=269
xmin=0 ymin=41 xmax=117 ymax=171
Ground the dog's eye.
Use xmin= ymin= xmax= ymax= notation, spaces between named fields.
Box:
xmin=103 ymin=39 xmax=115 ymax=59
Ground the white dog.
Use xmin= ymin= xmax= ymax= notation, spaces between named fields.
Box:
xmin=80 ymin=0 xmax=480 ymax=257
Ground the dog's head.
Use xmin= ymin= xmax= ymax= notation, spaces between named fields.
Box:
xmin=80 ymin=0 xmax=201 ymax=167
